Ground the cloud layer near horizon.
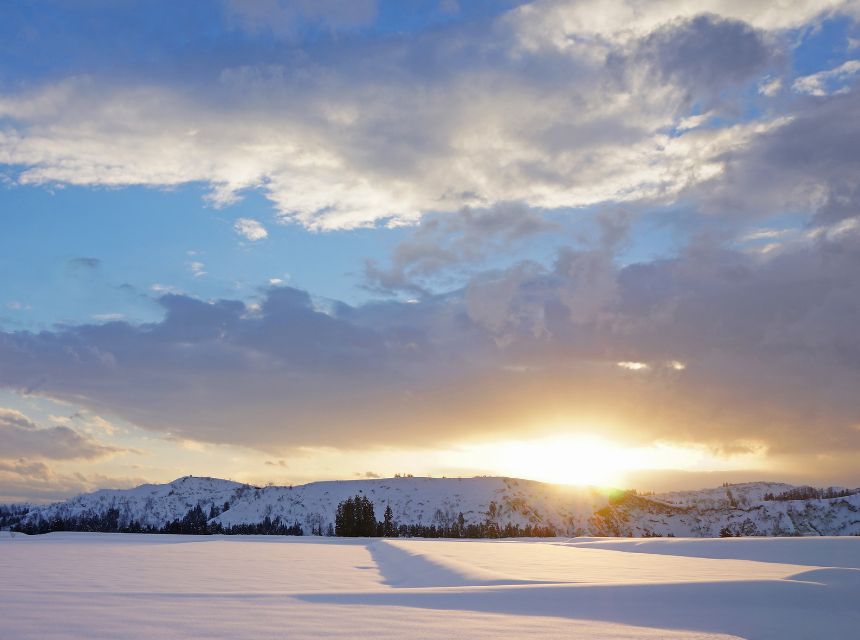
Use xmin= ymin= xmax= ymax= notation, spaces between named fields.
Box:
xmin=2 ymin=207 xmax=859 ymax=476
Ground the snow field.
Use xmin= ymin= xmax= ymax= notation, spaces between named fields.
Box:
xmin=1 ymin=532 xmax=858 ymax=639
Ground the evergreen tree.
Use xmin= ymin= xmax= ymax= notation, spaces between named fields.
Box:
xmin=383 ymin=504 xmax=395 ymax=537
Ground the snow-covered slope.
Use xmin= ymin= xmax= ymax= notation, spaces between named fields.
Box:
xmin=14 ymin=476 xmax=609 ymax=535
xmin=9 ymin=477 xmax=860 ymax=537
xmin=19 ymin=476 xmax=243 ymax=529
xmin=590 ymin=483 xmax=860 ymax=537
xmin=213 ymin=476 xmax=609 ymax=534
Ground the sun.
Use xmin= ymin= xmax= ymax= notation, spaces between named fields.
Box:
xmin=476 ymin=436 xmax=646 ymax=487
xmin=450 ymin=435 xmax=738 ymax=487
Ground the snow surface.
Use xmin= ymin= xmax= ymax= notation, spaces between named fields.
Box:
xmin=1 ymin=532 xmax=858 ymax=639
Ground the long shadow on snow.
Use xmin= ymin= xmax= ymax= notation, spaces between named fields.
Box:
xmin=299 ymin=567 xmax=860 ymax=640
xmin=366 ymin=539 xmax=556 ymax=588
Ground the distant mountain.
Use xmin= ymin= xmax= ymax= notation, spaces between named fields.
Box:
xmin=5 ymin=476 xmax=860 ymax=537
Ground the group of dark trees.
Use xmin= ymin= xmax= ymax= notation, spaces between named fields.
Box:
xmin=763 ymin=486 xmax=859 ymax=501
xmin=719 ymin=519 xmax=762 ymax=537
xmin=11 ymin=504 xmax=303 ymax=537
xmin=0 ymin=504 xmax=30 ymax=530
xmin=333 ymin=495 xmax=556 ymax=538
xmin=334 ymin=495 xmax=383 ymax=536
xmin=12 ymin=495 xmax=557 ymax=539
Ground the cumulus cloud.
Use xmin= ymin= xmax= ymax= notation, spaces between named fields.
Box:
xmin=505 ymin=0 xmax=854 ymax=50
xmin=690 ymin=83 xmax=860 ymax=223
xmin=0 ymin=2 xmax=816 ymax=230
xmin=234 ymin=218 xmax=269 ymax=241
xmin=629 ymin=14 xmax=778 ymax=106
xmin=1 ymin=213 xmax=859 ymax=471
xmin=365 ymin=202 xmax=559 ymax=296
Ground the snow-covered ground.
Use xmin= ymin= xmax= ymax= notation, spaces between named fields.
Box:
xmin=1 ymin=532 xmax=858 ymax=639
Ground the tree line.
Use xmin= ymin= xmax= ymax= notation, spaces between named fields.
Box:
xmin=763 ymin=486 xmax=859 ymax=501
xmin=334 ymin=495 xmax=556 ymax=538
xmin=12 ymin=504 xmax=303 ymax=536
xmin=11 ymin=496 xmax=557 ymax=538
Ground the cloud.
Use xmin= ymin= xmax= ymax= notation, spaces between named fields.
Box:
xmin=792 ymin=59 xmax=860 ymax=96
xmin=0 ymin=407 xmax=122 ymax=460
xmin=0 ymin=458 xmax=142 ymax=503
xmin=630 ymin=14 xmax=778 ymax=106
xmin=0 ymin=3 xmax=820 ymax=230
xmin=506 ymin=0 xmax=854 ymax=50
xmin=364 ymin=202 xmax=559 ymax=296
xmin=618 ymin=361 xmax=650 ymax=371
xmin=234 ymin=218 xmax=268 ymax=241
xmin=1 ymin=213 xmax=859 ymax=473
xmin=690 ymin=83 xmax=860 ymax=224
xmin=0 ymin=408 xmax=38 ymax=431
xmin=758 ymin=76 xmax=783 ymax=96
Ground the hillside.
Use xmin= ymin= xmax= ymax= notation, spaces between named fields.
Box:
xmin=6 ymin=476 xmax=860 ymax=537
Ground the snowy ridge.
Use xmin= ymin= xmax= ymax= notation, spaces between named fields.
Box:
xmin=591 ymin=484 xmax=860 ymax=537
xmin=8 ymin=476 xmax=860 ymax=537
xmin=19 ymin=476 xmax=244 ymax=529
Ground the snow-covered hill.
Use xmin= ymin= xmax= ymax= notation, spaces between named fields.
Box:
xmin=7 ymin=476 xmax=860 ymax=537
xmin=591 ymin=483 xmax=860 ymax=537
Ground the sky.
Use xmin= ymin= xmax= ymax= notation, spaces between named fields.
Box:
xmin=2 ymin=0 xmax=860 ymax=502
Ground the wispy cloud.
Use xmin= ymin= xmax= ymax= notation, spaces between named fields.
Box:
xmin=792 ymin=60 xmax=860 ymax=96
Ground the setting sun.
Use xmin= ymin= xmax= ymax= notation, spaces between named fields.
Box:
xmin=444 ymin=435 xmax=767 ymax=488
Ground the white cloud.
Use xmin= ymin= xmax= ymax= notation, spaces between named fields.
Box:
xmin=150 ymin=283 xmax=183 ymax=295
xmin=189 ymin=261 xmax=207 ymax=277
xmin=234 ymin=218 xmax=269 ymax=241
xmin=792 ymin=59 xmax=860 ymax=96
xmin=676 ymin=113 xmax=710 ymax=131
xmin=758 ymin=76 xmax=782 ymax=97
xmin=0 ymin=4 xmax=802 ymax=230
xmin=618 ymin=361 xmax=650 ymax=371
xmin=505 ymin=0 xmax=855 ymax=52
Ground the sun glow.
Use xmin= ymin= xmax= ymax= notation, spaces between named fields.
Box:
xmin=445 ymin=435 xmax=763 ymax=487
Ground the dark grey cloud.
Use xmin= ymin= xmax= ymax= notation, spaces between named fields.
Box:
xmin=634 ymin=14 xmax=779 ymax=106
xmin=365 ymin=202 xmax=560 ymax=296
xmin=0 ymin=408 xmax=120 ymax=460
xmin=0 ymin=215 xmax=859 ymax=470
xmin=692 ymin=84 xmax=860 ymax=224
